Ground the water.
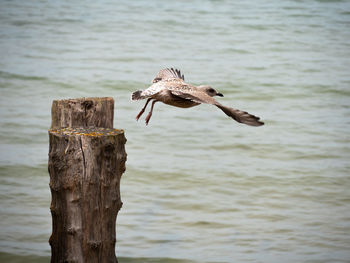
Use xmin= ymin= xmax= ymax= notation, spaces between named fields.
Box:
xmin=1 ymin=0 xmax=350 ymax=262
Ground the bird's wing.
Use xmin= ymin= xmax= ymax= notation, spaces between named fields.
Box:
xmin=152 ymin=68 xmax=185 ymax=83
xmin=170 ymin=90 xmax=217 ymax=104
xmin=215 ymin=104 xmax=264 ymax=126
xmin=171 ymin=90 xmax=264 ymax=126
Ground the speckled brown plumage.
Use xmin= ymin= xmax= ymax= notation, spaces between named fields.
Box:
xmin=132 ymin=68 xmax=264 ymax=126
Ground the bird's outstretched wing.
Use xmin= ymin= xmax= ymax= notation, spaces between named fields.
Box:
xmin=170 ymin=90 xmax=264 ymax=126
xmin=215 ymin=104 xmax=264 ymax=126
xmin=152 ymin=68 xmax=185 ymax=83
xmin=170 ymin=90 xmax=217 ymax=104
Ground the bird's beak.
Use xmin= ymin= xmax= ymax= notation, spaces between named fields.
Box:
xmin=216 ymin=93 xmax=224 ymax=97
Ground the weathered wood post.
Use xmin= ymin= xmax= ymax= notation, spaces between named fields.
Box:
xmin=48 ymin=97 xmax=126 ymax=263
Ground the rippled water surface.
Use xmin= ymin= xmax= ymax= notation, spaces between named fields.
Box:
xmin=1 ymin=0 xmax=350 ymax=262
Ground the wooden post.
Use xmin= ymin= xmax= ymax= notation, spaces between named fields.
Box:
xmin=48 ymin=97 xmax=126 ymax=263
xmin=50 ymin=97 xmax=114 ymax=129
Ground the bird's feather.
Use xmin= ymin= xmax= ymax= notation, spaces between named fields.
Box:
xmin=152 ymin=68 xmax=185 ymax=83
xmin=170 ymin=90 xmax=218 ymax=104
xmin=215 ymin=104 xmax=264 ymax=126
xmin=170 ymin=90 xmax=264 ymax=126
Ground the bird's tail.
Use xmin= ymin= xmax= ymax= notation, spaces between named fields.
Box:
xmin=131 ymin=90 xmax=143 ymax=100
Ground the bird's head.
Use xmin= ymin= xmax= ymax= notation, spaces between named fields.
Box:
xmin=198 ymin=85 xmax=224 ymax=97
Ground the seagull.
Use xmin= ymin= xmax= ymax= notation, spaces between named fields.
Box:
xmin=131 ymin=68 xmax=264 ymax=126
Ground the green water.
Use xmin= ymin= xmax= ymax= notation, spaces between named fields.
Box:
xmin=1 ymin=0 xmax=350 ymax=262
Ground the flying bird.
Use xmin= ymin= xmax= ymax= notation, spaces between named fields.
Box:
xmin=131 ymin=68 xmax=264 ymax=126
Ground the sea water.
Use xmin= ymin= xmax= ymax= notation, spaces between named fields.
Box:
xmin=1 ymin=0 xmax=350 ymax=262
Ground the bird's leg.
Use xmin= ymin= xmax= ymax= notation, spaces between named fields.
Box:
xmin=145 ymin=100 xmax=158 ymax=125
xmin=136 ymin=98 xmax=152 ymax=121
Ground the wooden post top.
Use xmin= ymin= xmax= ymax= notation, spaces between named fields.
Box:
xmin=49 ymin=127 xmax=124 ymax=137
xmin=51 ymin=97 xmax=114 ymax=129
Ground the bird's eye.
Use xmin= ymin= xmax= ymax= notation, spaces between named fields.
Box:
xmin=208 ymin=88 xmax=215 ymax=93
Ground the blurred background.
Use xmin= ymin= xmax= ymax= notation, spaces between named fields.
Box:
xmin=1 ymin=0 xmax=350 ymax=262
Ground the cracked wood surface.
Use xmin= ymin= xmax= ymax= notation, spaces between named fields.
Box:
xmin=51 ymin=97 xmax=114 ymax=129
xmin=48 ymin=98 xmax=126 ymax=263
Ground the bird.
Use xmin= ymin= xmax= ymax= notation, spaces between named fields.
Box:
xmin=131 ymin=68 xmax=264 ymax=126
